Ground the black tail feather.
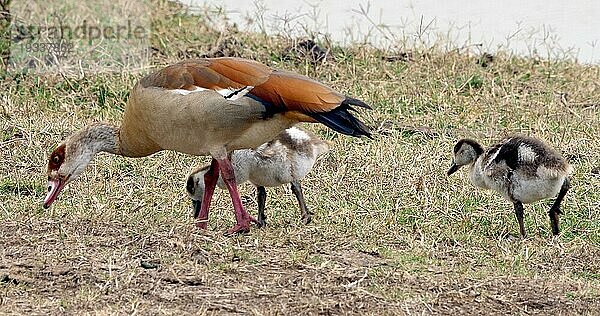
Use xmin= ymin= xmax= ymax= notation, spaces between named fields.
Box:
xmin=343 ymin=96 xmax=372 ymax=109
xmin=308 ymin=99 xmax=372 ymax=138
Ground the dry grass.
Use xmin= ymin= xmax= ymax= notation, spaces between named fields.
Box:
xmin=1 ymin=2 xmax=600 ymax=314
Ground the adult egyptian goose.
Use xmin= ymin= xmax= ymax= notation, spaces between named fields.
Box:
xmin=447 ymin=136 xmax=572 ymax=237
xmin=44 ymin=58 xmax=371 ymax=235
xmin=186 ymin=126 xmax=330 ymax=229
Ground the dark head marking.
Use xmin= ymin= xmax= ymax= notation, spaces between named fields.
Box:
xmin=186 ymin=165 xmax=211 ymax=194
xmin=454 ymin=139 xmax=484 ymax=156
xmin=186 ymin=175 xmax=195 ymax=195
xmin=47 ymin=144 xmax=66 ymax=173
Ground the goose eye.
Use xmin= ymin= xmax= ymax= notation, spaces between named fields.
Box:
xmin=52 ymin=155 xmax=61 ymax=164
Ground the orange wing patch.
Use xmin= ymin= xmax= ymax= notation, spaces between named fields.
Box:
xmin=140 ymin=58 xmax=347 ymax=113
xmin=206 ymin=58 xmax=271 ymax=86
xmin=140 ymin=58 xmax=272 ymax=91
xmin=251 ymin=71 xmax=345 ymax=113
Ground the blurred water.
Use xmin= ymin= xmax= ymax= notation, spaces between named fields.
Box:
xmin=178 ymin=0 xmax=600 ymax=64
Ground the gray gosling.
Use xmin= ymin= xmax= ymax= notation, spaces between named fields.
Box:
xmin=186 ymin=127 xmax=331 ymax=227
xmin=447 ymin=136 xmax=572 ymax=237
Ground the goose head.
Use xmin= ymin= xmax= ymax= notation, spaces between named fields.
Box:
xmin=447 ymin=139 xmax=484 ymax=176
xmin=44 ymin=123 xmax=119 ymax=208
xmin=186 ymin=166 xmax=209 ymax=217
xmin=44 ymin=141 xmax=94 ymax=208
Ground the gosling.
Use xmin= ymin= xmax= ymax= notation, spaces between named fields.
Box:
xmin=186 ymin=127 xmax=331 ymax=227
xmin=447 ymin=136 xmax=572 ymax=237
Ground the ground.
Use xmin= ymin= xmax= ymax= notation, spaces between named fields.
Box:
xmin=1 ymin=2 xmax=600 ymax=315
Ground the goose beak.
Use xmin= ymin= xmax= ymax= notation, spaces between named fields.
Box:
xmin=447 ymin=162 xmax=459 ymax=176
xmin=43 ymin=177 xmax=66 ymax=208
xmin=192 ymin=199 xmax=202 ymax=218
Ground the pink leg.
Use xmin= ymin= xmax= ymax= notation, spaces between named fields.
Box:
xmin=196 ymin=159 xmax=219 ymax=229
xmin=217 ymin=157 xmax=259 ymax=235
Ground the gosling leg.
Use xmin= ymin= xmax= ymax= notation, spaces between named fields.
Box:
xmin=549 ymin=178 xmax=570 ymax=236
xmin=513 ymin=201 xmax=526 ymax=238
xmin=257 ymin=186 xmax=267 ymax=228
xmin=291 ymin=181 xmax=312 ymax=224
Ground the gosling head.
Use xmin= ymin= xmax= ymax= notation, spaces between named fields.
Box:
xmin=447 ymin=139 xmax=484 ymax=176
xmin=186 ymin=166 xmax=210 ymax=218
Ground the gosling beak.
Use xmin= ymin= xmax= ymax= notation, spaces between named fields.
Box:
xmin=43 ymin=177 xmax=67 ymax=208
xmin=447 ymin=163 xmax=460 ymax=176
xmin=192 ymin=199 xmax=202 ymax=218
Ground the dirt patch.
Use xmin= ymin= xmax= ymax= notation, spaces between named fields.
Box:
xmin=402 ymin=276 xmax=599 ymax=315
xmin=1 ymin=218 xmax=598 ymax=315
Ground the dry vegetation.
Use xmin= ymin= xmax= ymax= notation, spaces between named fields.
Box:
xmin=1 ymin=1 xmax=600 ymax=314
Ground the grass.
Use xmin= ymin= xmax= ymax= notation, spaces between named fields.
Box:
xmin=1 ymin=1 xmax=600 ymax=314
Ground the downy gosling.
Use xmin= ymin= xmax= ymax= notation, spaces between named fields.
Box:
xmin=186 ymin=127 xmax=331 ymax=227
xmin=447 ymin=136 xmax=572 ymax=237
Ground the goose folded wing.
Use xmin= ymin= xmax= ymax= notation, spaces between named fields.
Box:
xmin=139 ymin=58 xmax=272 ymax=91
xmin=141 ymin=58 xmax=368 ymax=114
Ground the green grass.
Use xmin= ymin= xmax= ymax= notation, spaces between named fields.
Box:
xmin=1 ymin=1 xmax=600 ymax=314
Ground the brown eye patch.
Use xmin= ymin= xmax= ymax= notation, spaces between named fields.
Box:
xmin=47 ymin=144 xmax=66 ymax=172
